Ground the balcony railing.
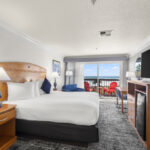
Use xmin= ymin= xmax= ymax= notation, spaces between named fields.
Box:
xmin=84 ymin=78 xmax=120 ymax=96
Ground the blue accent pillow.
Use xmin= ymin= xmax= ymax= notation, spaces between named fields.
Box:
xmin=41 ymin=78 xmax=51 ymax=94
xmin=62 ymin=84 xmax=77 ymax=91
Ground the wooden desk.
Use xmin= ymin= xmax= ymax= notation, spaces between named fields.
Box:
xmin=116 ymin=87 xmax=127 ymax=113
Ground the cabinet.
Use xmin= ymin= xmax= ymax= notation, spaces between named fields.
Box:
xmin=0 ymin=104 xmax=17 ymax=150
xmin=128 ymin=80 xmax=150 ymax=149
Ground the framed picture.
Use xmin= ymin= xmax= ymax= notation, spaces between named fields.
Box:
xmin=52 ymin=60 xmax=61 ymax=76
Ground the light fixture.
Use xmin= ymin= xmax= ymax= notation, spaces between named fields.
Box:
xmin=126 ymin=71 xmax=135 ymax=80
xmin=52 ymin=72 xmax=59 ymax=90
xmin=66 ymin=71 xmax=73 ymax=84
xmin=0 ymin=91 xmax=2 ymax=108
xmin=0 ymin=67 xmax=11 ymax=108
xmin=0 ymin=67 xmax=11 ymax=81
xmin=91 ymin=0 xmax=96 ymax=5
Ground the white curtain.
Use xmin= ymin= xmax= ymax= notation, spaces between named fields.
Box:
xmin=74 ymin=62 xmax=84 ymax=88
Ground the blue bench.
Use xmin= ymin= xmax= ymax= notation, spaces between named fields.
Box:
xmin=62 ymin=84 xmax=85 ymax=92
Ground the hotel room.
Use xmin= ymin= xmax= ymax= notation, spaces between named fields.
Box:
xmin=0 ymin=0 xmax=149 ymax=150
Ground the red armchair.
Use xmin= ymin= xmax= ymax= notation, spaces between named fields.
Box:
xmin=104 ymin=82 xmax=118 ymax=96
xmin=84 ymin=82 xmax=95 ymax=92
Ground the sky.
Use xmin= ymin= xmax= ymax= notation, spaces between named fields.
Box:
xmin=84 ymin=64 xmax=120 ymax=77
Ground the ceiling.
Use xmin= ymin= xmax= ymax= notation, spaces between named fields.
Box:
xmin=0 ymin=0 xmax=150 ymax=56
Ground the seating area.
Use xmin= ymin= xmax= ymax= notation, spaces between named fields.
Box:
xmin=99 ymin=82 xmax=118 ymax=96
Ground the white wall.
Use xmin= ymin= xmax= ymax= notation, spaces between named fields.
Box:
xmin=0 ymin=23 xmax=64 ymax=89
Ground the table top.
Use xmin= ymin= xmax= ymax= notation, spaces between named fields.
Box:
xmin=116 ymin=87 xmax=127 ymax=93
xmin=0 ymin=104 xmax=16 ymax=115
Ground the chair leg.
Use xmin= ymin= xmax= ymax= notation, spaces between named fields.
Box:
xmin=116 ymin=97 xmax=118 ymax=105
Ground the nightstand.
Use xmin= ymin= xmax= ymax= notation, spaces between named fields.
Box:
xmin=0 ymin=104 xmax=17 ymax=150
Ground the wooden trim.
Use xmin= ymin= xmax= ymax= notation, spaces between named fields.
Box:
xmin=128 ymin=80 xmax=150 ymax=86
xmin=0 ymin=104 xmax=16 ymax=115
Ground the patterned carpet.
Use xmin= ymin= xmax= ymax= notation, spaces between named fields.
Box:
xmin=9 ymin=98 xmax=146 ymax=150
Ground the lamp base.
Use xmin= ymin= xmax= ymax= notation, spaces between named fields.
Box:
xmin=53 ymin=80 xmax=57 ymax=91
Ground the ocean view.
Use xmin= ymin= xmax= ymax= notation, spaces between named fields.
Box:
xmin=84 ymin=76 xmax=120 ymax=80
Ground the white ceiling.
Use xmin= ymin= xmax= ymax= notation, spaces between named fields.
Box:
xmin=0 ymin=0 xmax=150 ymax=56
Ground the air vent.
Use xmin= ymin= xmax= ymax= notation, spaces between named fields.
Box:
xmin=91 ymin=0 xmax=96 ymax=5
xmin=100 ymin=30 xmax=112 ymax=37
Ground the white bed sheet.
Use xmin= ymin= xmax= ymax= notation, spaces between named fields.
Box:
xmin=4 ymin=91 xmax=99 ymax=126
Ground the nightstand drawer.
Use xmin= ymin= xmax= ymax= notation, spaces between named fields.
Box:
xmin=0 ymin=109 xmax=16 ymax=125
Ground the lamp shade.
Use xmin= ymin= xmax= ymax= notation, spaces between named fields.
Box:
xmin=66 ymin=70 xmax=73 ymax=76
xmin=126 ymin=71 xmax=135 ymax=78
xmin=52 ymin=72 xmax=59 ymax=78
xmin=0 ymin=67 xmax=11 ymax=81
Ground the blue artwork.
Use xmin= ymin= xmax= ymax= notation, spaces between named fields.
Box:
xmin=53 ymin=60 xmax=60 ymax=75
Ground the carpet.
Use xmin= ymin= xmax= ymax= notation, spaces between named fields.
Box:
xmin=9 ymin=98 xmax=146 ymax=150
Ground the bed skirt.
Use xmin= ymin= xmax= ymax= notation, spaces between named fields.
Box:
xmin=16 ymin=119 xmax=99 ymax=143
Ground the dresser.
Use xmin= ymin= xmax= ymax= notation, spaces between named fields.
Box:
xmin=0 ymin=104 xmax=17 ymax=150
xmin=128 ymin=80 xmax=150 ymax=150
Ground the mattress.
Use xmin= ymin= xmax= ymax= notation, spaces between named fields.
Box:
xmin=4 ymin=91 xmax=99 ymax=126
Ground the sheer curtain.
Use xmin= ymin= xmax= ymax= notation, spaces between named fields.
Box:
xmin=74 ymin=62 xmax=84 ymax=88
xmin=64 ymin=62 xmax=84 ymax=88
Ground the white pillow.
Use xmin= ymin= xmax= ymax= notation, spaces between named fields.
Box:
xmin=25 ymin=81 xmax=40 ymax=97
xmin=34 ymin=81 xmax=41 ymax=97
xmin=7 ymin=82 xmax=35 ymax=101
xmin=38 ymin=79 xmax=45 ymax=95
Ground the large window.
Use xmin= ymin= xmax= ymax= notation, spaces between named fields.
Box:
xmin=99 ymin=63 xmax=120 ymax=88
xmin=84 ymin=63 xmax=120 ymax=93
xmin=99 ymin=64 xmax=120 ymax=79
xmin=84 ymin=64 xmax=98 ymax=87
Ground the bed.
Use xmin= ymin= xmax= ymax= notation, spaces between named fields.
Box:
xmin=0 ymin=62 xmax=99 ymax=143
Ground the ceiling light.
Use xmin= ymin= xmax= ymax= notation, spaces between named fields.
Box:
xmin=91 ymin=0 xmax=96 ymax=5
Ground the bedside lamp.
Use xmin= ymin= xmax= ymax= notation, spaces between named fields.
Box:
xmin=0 ymin=91 xmax=2 ymax=108
xmin=66 ymin=70 xmax=73 ymax=84
xmin=126 ymin=71 xmax=135 ymax=80
xmin=0 ymin=67 xmax=11 ymax=81
xmin=52 ymin=72 xmax=59 ymax=90
xmin=0 ymin=67 xmax=11 ymax=108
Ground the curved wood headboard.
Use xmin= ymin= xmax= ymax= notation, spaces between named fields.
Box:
xmin=0 ymin=62 xmax=46 ymax=101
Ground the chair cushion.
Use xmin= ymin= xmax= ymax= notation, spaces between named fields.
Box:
xmin=72 ymin=88 xmax=85 ymax=92
xmin=62 ymin=84 xmax=85 ymax=92
xmin=62 ymin=84 xmax=77 ymax=91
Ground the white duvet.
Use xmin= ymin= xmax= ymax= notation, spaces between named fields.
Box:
xmin=4 ymin=91 xmax=99 ymax=126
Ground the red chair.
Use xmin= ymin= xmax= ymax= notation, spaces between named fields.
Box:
xmin=84 ymin=82 xmax=95 ymax=92
xmin=104 ymin=82 xmax=118 ymax=96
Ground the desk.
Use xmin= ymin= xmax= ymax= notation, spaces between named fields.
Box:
xmin=116 ymin=87 xmax=127 ymax=113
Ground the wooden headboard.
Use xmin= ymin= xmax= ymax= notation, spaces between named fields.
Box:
xmin=0 ymin=62 xmax=46 ymax=101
